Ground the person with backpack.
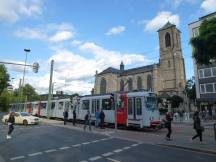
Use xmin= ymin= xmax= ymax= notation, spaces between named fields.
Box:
xmin=192 ymin=111 xmax=203 ymax=143
xmin=63 ymin=110 xmax=68 ymax=125
xmin=84 ymin=110 xmax=91 ymax=131
xmin=7 ymin=112 xmax=15 ymax=139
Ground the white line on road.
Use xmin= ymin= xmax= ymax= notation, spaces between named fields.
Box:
xmin=59 ymin=146 xmax=70 ymax=150
xmin=123 ymin=146 xmax=131 ymax=150
xmin=92 ymin=140 xmax=100 ymax=143
xmin=113 ymin=149 xmax=123 ymax=153
xmin=106 ymin=158 xmax=121 ymax=162
xmin=72 ymin=144 xmax=81 ymax=147
xmin=80 ymin=160 xmax=89 ymax=162
xmin=131 ymin=144 xmax=138 ymax=147
xmin=44 ymin=149 xmax=57 ymax=153
xmin=89 ymin=156 xmax=102 ymax=161
xmin=28 ymin=152 xmax=43 ymax=157
xmin=82 ymin=142 xmax=91 ymax=145
xmin=10 ymin=156 xmax=25 ymax=161
xmin=102 ymin=152 xmax=114 ymax=157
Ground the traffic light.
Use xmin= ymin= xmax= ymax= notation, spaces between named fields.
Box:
xmin=32 ymin=62 xmax=39 ymax=73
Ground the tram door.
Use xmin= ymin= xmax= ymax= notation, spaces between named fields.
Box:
xmin=91 ymin=99 xmax=100 ymax=117
xmin=128 ymin=97 xmax=142 ymax=120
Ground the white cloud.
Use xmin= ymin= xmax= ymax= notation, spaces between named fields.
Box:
xmin=71 ymin=40 xmax=82 ymax=46
xmin=106 ymin=26 xmax=125 ymax=36
xmin=15 ymin=23 xmax=75 ymax=43
xmin=49 ymin=31 xmax=74 ymax=42
xmin=144 ymin=11 xmax=180 ymax=32
xmin=0 ymin=0 xmax=43 ymax=23
xmin=201 ymin=0 xmax=216 ymax=13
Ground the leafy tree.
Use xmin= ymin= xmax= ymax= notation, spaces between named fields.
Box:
xmin=190 ymin=17 xmax=216 ymax=65
xmin=0 ymin=89 xmax=10 ymax=112
xmin=170 ymin=95 xmax=183 ymax=108
xmin=185 ymin=78 xmax=196 ymax=103
xmin=0 ymin=65 xmax=9 ymax=95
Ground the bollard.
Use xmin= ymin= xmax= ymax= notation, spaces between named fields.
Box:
xmin=214 ymin=123 xmax=216 ymax=141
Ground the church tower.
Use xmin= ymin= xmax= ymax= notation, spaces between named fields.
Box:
xmin=158 ymin=22 xmax=186 ymax=96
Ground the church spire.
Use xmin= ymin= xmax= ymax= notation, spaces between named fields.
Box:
xmin=120 ymin=61 xmax=124 ymax=72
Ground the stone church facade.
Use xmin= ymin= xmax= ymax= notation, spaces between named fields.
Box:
xmin=93 ymin=22 xmax=186 ymax=97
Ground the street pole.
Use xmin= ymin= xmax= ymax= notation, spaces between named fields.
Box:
xmin=114 ymin=93 xmax=118 ymax=133
xmin=47 ymin=60 xmax=54 ymax=118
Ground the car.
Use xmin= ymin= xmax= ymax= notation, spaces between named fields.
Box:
xmin=2 ymin=112 xmax=40 ymax=126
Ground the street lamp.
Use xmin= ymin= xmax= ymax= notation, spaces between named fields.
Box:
xmin=22 ymin=49 xmax=31 ymax=87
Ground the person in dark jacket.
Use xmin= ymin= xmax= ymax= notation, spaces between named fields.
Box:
xmin=83 ymin=110 xmax=91 ymax=131
xmin=165 ymin=112 xmax=173 ymax=140
xmin=99 ymin=110 xmax=105 ymax=129
xmin=63 ymin=110 xmax=68 ymax=125
xmin=192 ymin=111 xmax=203 ymax=142
xmin=7 ymin=112 xmax=15 ymax=139
xmin=73 ymin=109 xmax=76 ymax=126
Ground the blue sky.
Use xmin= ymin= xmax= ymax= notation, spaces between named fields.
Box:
xmin=0 ymin=0 xmax=216 ymax=95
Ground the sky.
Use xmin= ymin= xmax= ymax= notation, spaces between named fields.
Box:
xmin=0 ymin=0 xmax=216 ymax=95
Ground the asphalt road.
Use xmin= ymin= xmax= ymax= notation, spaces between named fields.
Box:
xmin=0 ymin=122 xmax=215 ymax=162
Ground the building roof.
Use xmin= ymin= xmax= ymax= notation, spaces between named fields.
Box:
xmin=120 ymin=64 xmax=155 ymax=76
xmin=97 ymin=67 xmax=120 ymax=75
xmin=158 ymin=22 xmax=176 ymax=32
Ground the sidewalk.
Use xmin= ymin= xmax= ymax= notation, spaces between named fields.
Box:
xmin=41 ymin=118 xmax=216 ymax=155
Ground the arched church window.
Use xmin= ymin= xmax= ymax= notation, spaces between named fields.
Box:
xmin=165 ymin=32 xmax=171 ymax=47
xmin=100 ymin=77 xmax=106 ymax=94
xmin=168 ymin=60 xmax=171 ymax=67
xmin=147 ymin=74 xmax=152 ymax=91
xmin=137 ymin=76 xmax=142 ymax=90
xmin=128 ymin=78 xmax=133 ymax=91
xmin=120 ymin=79 xmax=124 ymax=91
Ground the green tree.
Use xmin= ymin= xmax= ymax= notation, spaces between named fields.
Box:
xmin=0 ymin=65 xmax=10 ymax=95
xmin=185 ymin=78 xmax=196 ymax=103
xmin=170 ymin=95 xmax=183 ymax=108
xmin=190 ymin=17 xmax=216 ymax=65
xmin=0 ymin=89 xmax=10 ymax=112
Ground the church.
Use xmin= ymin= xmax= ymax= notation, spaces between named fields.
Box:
xmin=93 ymin=22 xmax=186 ymax=97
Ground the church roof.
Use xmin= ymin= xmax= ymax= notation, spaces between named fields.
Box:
xmin=158 ymin=21 xmax=176 ymax=31
xmin=120 ymin=64 xmax=155 ymax=76
xmin=98 ymin=67 xmax=120 ymax=75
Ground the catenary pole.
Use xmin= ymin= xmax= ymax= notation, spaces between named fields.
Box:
xmin=47 ymin=60 xmax=54 ymax=118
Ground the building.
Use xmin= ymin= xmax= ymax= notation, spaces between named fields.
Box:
xmin=93 ymin=22 xmax=186 ymax=98
xmin=188 ymin=12 xmax=216 ymax=114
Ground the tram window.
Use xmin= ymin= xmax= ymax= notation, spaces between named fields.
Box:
xmin=41 ymin=103 xmax=46 ymax=109
xmin=128 ymin=98 xmax=133 ymax=115
xmin=82 ymin=100 xmax=90 ymax=110
xmin=146 ymin=97 xmax=156 ymax=110
xmin=102 ymin=99 xmax=112 ymax=110
xmin=91 ymin=100 xmax=100 ymax=113
xmin=65 ymin=102 xmax=70 ymax=110
xmin=136 ymin=98 xmax=142 ymax=115
xmin=51 ymin=102 xmax=55 ymax=109
xmin=58 ymin=102 xmax=63 ymax=109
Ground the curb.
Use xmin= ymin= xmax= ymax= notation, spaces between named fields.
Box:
xmin=158 ymin=143 xmax=216 ymax=155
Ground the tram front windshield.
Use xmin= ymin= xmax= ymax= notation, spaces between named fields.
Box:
xmin=146 ymin=96 xmax=157 ymax=110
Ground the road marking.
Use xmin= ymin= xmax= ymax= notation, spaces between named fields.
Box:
xmin=44 ymin=149 xmax=57 ymax=153
xmin=123 ymin=146 xmax=131 ymax=150
xmin=80 ymin=160 xmax=88 ymax=162
xmin=102 ymin=152 xmax=113 ymax=157
xmin=113 ymin=149 xmax=123 ymax=153
xmin=131 ymin=144 xmax=138 ymax=147
xmin=100 ymin=138 xmax=107 ymax=141
xmin=89 ymin=156 xmax=102 ymax=161
xmin=10 ymin=156 xmax=25 ymax=161
xmin=72 ymin=144 xmax=81 ymax=147
xmin=59 ymin=146 xmax=70 ymax=150
xmin=107 ymin=158 xmax=121 ymax=162
xmin=92 ymin=140 xmax=100 ymax=143
xmin=82 ymin=142 xmax=91 ymax=145
xmin=28 ymin=152 xmax=43 ymax=157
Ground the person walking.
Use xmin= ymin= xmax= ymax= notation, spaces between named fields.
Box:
xmin=63 ymin=110 xmax=68 ymax=125
xmin=73 ymin=109 xmax=76 ymax=126
xmin=192 ymin=111 xmax=203 ymax=143
xmin=84 ymin=110 xmax=91 ymax=131
xmin=95 ymin=110 xmax=100 ymax=128
xmin=165 ymin=112 xmax=173 ymax=141
xmin=99 ymin=110 xmax=105 ymax=129
xmin=7 ymin=112 xmax=15 ymax=139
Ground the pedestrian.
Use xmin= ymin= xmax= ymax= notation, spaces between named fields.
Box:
xmin=73 ymin=109 xmax=76 ymax=126
xmin=164 ymin=112 xmax=173 ymax=141
xmin=84 ymin=110 xmax=91 ymax=131
xmin=7 ymin=112 xmax=15 ymax=139
xmin=95 ymin=109 xmax=100 ymax=128
xmin=63 ymin=110 xmax=68 ymax=125
xmin=192 ymin=111 xmax=204 ymax=143
xmin=99 ymin=110 xmax=105 ymax=129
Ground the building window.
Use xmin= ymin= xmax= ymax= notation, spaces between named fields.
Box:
xmin=165 ymin=32 xmax=171 ymax=47
xmin=120 ymin=79 xmax=124 ymax=91
xmin=213 ymin=67 xmax=216 ymax=76
xmin=200 ymin=84 xmax=205 ymax=94
xmin=128 ymin=78 xmax=133 ymax=91
xmin=204 ymin=68 xmax=211 ymax=78
xmin=100 ymin=77 xmax=106 ymax=94
xmin=137 ymin=76 xmax=142 ymax=90
xmin=192 ymin=28 xmax=199 ymax=37
xmin=147 ymin=74 xmax=152 ymax=91
xmin=199 ymin=69 xmax=204 ymax=78
xmin=206 ymin=83 xmax=214 ymax=93
xmin=176 ymin=34 xmax=178 ymax=46
xmin=168 ymin=60 xmax=171 ymax=67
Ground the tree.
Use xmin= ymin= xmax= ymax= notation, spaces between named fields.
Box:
xmin=190 ymin=17 xmax=216 ymax=65
xmin=0 ymin=89 xmax=10 ymax=112
xmin=0 ymin=65 xmax=10 ymax=95
xmin=170 ymin=95 xmax=183 ymax=108
xmin=185 ymin=78 xmax=196 ymax=103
